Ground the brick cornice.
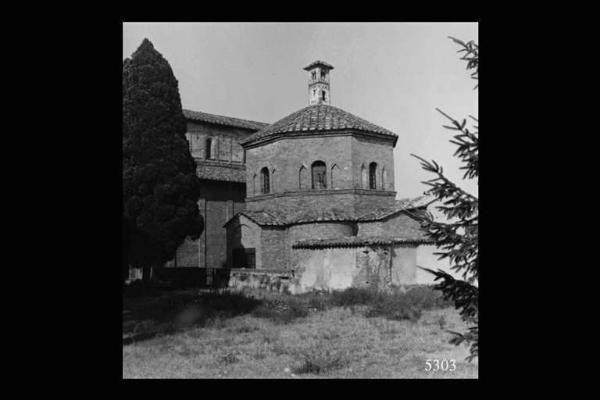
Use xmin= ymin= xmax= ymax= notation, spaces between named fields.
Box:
xmin=242 ymin=129 xmax=397 ymax=149
xmin=246 ymin=188 xmax=397 ymax=202
xmin=194 ymin=158 xmax=245 ymax=170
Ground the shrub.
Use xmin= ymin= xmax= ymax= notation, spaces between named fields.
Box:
xmin=286 ymin=297 xmax=309 ymax=319
xmin=331 ymin=287 xmax=380 ymax=307
xmin=403 ymin=285 xmax=451 ymax=309
xmin=301 ymin=292 xmax=329 ymax=311
xmin=293 ymin=348 xmax=349 ymax=375
xmin=366 ymin=299 xmax=422 ymax=322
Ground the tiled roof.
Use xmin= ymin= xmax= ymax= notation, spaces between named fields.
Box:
xmin=235 ymin=210 xmax=287 ymax=226
xmin=357 ymin=195 xmax=435 ymax=221
xmin=183 ymin=109 xmax=269 ymax=131
xmin=224 ymin=195 xmax=434 ymax=227
xmin=293 ymin=235 xmax=433 ymax=249
xmin=240 ymin=104 xmax=398 ymax=145
xmin=194 ymin=161 xmax=246 ymax=183
xmin=303 ymin=60 xmax=334 ymax=70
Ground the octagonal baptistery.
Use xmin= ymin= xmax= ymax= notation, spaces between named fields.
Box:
xmin=241 ymin=103 xmax=399 ymax=216
xmin=223 ymin=61 xmax=428 ymax=289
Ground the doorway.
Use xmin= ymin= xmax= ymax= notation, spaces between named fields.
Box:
xmin=233 ymin=248 xmax=256 ymax=269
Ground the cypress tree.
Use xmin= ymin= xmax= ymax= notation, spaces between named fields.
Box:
xmin=123 ymin=39 xmax=203 ymax=277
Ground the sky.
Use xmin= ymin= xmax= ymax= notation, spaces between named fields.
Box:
xmin=123 ymin=22 xmax=478 ymax=200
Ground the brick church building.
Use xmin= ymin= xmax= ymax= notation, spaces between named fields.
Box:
xmin=165 ymin=109 xmax=268 ymax=269
xmin=168 ymin=61 xmax=435 ymax=292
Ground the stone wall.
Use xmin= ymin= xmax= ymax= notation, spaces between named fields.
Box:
xmin=228 ymin=269 xmax=297 ymax=294
xmin=289 ymin=244 xmax=418 ymax=293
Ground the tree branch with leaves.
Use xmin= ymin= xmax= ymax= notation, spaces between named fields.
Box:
xmin=411 ymin=36 xmax=479 ymax=361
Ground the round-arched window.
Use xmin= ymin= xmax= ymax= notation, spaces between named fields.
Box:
xmin=369 ymin=162 xmax=377 ymax=190
xmin=312 ymin=161 xmax=327 ymax=189
xmin=261 ymin=167 xmax=270 ymax=194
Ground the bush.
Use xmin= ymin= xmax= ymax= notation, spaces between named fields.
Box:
xmin=366 ymin=298 xmax=422 ymax=322
xmin=293 ymin=348 xmax=349 ymax=375
xmin=300 ymin=291 xmax=329 ymax=311
xmin=331 ymin=287 xmax=380 ymax=307
xmin=403 ymin=285 xmax=451 ymax=309
xmin=328 ymin=286 xmax=448 ymax=322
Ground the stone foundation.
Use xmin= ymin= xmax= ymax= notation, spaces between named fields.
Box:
xmin=228 ymin=269 xmax=298 ymax=294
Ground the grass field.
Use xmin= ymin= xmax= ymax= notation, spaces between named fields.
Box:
xmin=123 ymin=287 xmax=478 ymax=379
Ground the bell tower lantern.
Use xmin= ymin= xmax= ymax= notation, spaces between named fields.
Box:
xmin=303 ymin=60 xmax=334 ymax=105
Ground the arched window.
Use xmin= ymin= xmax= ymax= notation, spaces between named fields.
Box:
xmin=312 ymin=161 xmax=327 ymax=189
xmin=369 ymin=162 xmax=377 ymax=190
xmin=299 ymin=165 xmax=308 ymax=189
xmin=205 ymin=138 xmax=212 ymax=159
xmin=261 ymin=167 xmax=270 ymax=194
xmin=271 ymin=169 xmax=276 ymax=192
xmin=330 ymin=164 xmax=340 ymax=189
xmin=361 ymin=164 xmax=367 ymax=189
xmin=381 ymin=167 xmax=387 ymax=190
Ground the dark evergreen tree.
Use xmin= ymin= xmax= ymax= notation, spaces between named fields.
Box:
xmin=123 ymin=39 xmax=203 ymax=277
xmin=412 ymin=37 xmax=479 ymax=361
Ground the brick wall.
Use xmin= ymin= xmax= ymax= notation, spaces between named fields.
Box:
xmin=351 ymin=136 xmax=395 ymax=191
xmin=260 ymin=227 xmax=288 ymax=270
xmin=226 ymin=214 xmax=262 ymax=269
xmin=246 ymin=189 xmax=396 ymax=214
xmin=357 ymin=212 xmax=423 ymax=237
xmin=245 ymin=135 xmax=354 ymax=194
xmin=244 ymin=133 xmax=396 ymax=213
xmin=186 ymin=121 xmax=253 ymax=163
xmin=172 ymin=180 xmax=245 ymax=268
xmin=169 ymin=119 xmax=260 ymax=269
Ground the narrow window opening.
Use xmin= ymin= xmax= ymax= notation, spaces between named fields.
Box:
xmin=312 ymin=161 xmax=327 ymax=189
xmin=261 ymin=167 xmax=270 ymax=194
xmin=206 ymin=138 xmax=212 ymax=159
xmin=369 ymin=162 xmax=377 ymax=190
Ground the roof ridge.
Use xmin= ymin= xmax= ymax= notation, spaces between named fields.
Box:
xmin=183 ymin=108 xmax=269 ymax=130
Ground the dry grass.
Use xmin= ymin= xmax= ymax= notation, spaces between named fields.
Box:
xmin=123 ymin=290 xmax=478 ymax=379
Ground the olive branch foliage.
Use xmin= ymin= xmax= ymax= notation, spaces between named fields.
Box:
xmin=410 ymin=36 xmax=479 ymax=361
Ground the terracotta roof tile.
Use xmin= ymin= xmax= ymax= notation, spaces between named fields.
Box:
xmin=240 ymin=104 xmax=397 ymax=145
xmin=224 ymin=195 xmax=434 ymax=227
xmin=292 ymin=235 xmax=433 ymax=249
xmin=183 ymin=109 xmax=269 ymax=131
xmin=357 ymin=195 xmax=436 ymax=221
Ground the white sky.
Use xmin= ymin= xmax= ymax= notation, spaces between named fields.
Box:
xmin=123 ymin=22 xmax=478 ymax=199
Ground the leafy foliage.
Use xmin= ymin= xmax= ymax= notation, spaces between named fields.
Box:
xmin=123 ymin=39 xmax=203 ymax=271
xmin=411 ymin=36 xmax=479 ymax=361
